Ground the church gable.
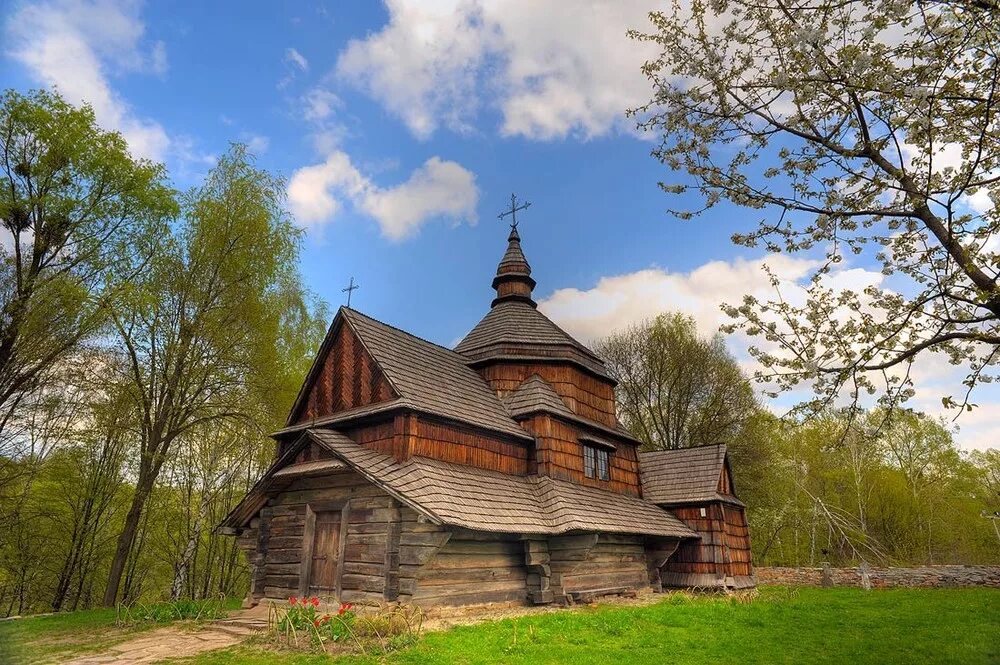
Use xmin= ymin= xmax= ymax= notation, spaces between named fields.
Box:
xmin=288 ymin=315 xmax=397 ymax=425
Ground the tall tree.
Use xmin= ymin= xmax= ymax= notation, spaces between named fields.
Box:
xmin=631 ymin=0 xmax=1000 ymax=412
xmin=102 ymin=145 xmax=304 ymax=606
xmin=0 ymin=89 xmax=175 ymax=437
xmin=595 ymin=313 xmax=759 ymax=449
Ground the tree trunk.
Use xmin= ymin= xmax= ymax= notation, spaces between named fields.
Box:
xmin=102 ymin=469 xmax=155 ymax=607
xmin=170 ymin=487 xmax=211 ymax=601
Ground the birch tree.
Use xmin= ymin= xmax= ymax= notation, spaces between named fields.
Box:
xmin=102 ymin=145 xmax=303 ymax=606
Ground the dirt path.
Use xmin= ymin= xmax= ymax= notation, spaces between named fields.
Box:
xmin=62 ymin=625 xmax=245 ymax=664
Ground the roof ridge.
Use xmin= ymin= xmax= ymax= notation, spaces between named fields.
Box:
xmin=639 ymin=442 xmax=728 ymax=455
xmin=342 ymin=306 xmax=468 ymax=360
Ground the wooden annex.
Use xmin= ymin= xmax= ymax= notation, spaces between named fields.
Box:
xmin=220 ymin=226 xmax=754 ymax=609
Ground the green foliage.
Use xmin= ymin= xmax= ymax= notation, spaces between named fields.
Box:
xmin=116 ymin=596 xmax=231 ymax=625
xmin=596 ymin=312 xmax=759 ymax=450
xmin=0 ymin=88 xmax=176 ymax=436
xmin=267 ymin=598 xmax=422 ymax=657
xmin=0 ymin=124 xmax=327 ymax=615
xmin=743 ymin=409 xmax=999 ymax=566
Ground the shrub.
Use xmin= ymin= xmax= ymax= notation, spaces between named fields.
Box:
xmin=116 ymin=596 xmax=229 ymax=626
xmin=267 ymin=597 xmax=423 ymax=656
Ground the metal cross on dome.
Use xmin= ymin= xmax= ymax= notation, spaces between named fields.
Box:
xmin=342 ymin=276 xmax=360 ymax=307
xmin=498 ymin=193 xmax=531 ymax=230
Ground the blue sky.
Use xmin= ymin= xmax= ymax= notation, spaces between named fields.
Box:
xmin=2 ymin=0 xmax=995 ymax=449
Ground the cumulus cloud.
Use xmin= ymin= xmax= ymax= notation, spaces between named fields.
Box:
xmin=538 ymin=256 xmax=999 ymax=450
xmin=538 ymin=255 xmax=819 ymax=344
xmin=287 ymin=152 xmax=478 ymax=240
xmin=5 ymin=0 xmax=171 ymax=161
xmin=336 ymin=0 xmax=659 ymax=140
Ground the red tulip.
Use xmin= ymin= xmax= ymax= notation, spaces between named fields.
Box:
xmin=289 ymin=596 xmax=298 ymax=605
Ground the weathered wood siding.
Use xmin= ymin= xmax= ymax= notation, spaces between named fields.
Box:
xmin=662 ymin=501 xmax=753 ymax=585
xmin=558 ymin=534 xmax=648 ymax=594
xmin=290 ymin=321 xmax=396 ymax=425
xmin=411 ymin=418 xmax=529 ymax=474
xmin=722 ymin=504 xmax=753 ymax=577
xmin=408 ymin=528 xmax=528 ymax=607
xmin=254 ymin=470 xmax=398 ymax=605
xmin=476 ymin=362 xmax=618 ymax=428
xmin=344 ymin=419 xmax=396 ymax=457
xmin=522 ymin=414 xmax=641 ymax=495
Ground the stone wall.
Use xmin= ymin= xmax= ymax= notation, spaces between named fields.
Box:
xmin=756 ymin=565 xmax=1000 ymax=589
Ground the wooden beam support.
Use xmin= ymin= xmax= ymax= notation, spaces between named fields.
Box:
xmin=298 ymin=506 xmax=317 ymax=597
xmin=523 ymin=538 xmax=553 ymax=604
xmin=384 ymin=500 xmax=402 ymax=601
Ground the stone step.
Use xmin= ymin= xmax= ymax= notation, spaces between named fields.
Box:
xmin=212 ymin=618 xmax=268 ymax=635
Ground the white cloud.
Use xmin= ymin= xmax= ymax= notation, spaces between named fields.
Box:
xmin=336 ymin=0 xmax=658 ymax=140
xmin=302 ymin=88 xmax=341 ymax=122
xmin=287 ymin=152 xmax=478 ymax=240
xmin=538 ymin=255 xmax=819 ymax=344
xmin=538 ymin=256 xmax=998 ymax=451
xmin=285 ymin=47 xmax=309 ymax=71
xmin=6 ymin=0 xmax=171 ymax=161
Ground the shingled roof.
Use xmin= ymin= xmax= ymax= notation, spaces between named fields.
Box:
xmin=299 ymin=429 xmax=697 ymax=538
xmin=639 ymin=444 xmax=742 ymax=506
xmin=455 ymin=301 xmax=611 ymax=378
xmin=299 ymin=308 xmax=531 ymax=440
xmin=501 ymin=374 xmax=575 ymax=418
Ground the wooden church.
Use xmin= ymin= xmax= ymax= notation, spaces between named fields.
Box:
xmin=220 ymin=220 xmax=754 ymax=608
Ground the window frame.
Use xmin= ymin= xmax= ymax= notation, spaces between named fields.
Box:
xmin=582 ymin=444 xmax=610 ymax=481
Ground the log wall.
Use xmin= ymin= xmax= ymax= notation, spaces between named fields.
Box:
xmin=476 ymin=362 xmax=618 ymax=427
xmin=236 ymin=473 xmax=697 ymax=607
xmin=250 ymin=470 xmax=399 ymax=605
xmin=409 ymin=528 xmax=528 ymax=607
xmin=558 ymin=534 xmax=648 ymax=595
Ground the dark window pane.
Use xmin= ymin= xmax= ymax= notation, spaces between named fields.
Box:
xmin=597 ymin=449 xmax=610 ymax=480
xmin=584 ymin=445 xmax=596 ymax=478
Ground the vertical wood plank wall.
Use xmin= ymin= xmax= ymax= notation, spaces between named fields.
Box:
xmin=475 ymin=362 xmax=618 ymax=427
xmin=722 ymin=504 xmax=753 ymax=577
xmin=290 ymin=322 xmax=396 ymax=425
xmin=662 ymin=501 xmax=753 ymax=584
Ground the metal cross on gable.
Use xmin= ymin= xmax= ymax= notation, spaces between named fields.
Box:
xmin=497 ymin=193 xmax=531 ymax=230
xmin=342 ymin=276 xmax=360 ymax=307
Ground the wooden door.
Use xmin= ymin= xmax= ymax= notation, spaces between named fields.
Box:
xmin=308 ymin=511 xmax=341 ymax=594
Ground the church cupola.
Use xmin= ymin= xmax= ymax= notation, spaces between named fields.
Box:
xmin=491 ymin=226 xmax=537 ymax=307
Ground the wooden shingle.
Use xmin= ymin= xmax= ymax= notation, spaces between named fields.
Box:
xmin=310 ymin=429 xmax=697 ymax=539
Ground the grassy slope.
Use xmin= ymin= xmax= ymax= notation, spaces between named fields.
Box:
xmin=0 ymin=598 xmax=242 ymax=664
xmin=181 ymin=587 xmax=1000 ymax=665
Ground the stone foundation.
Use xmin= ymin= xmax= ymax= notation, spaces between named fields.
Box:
xmin=756 ymin=565 xmax=1000 ymax=589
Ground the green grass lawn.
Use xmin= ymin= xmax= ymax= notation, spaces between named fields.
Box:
xmin=182 ymin=587 xmax=1000 ymax=665
xmin=2 ymin=588 xmax=997 ymax=664
xmin=0 ymin=597 xmax=242 ymax=664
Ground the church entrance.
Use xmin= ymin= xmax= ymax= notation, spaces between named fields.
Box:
xmin=307 ymin=510 xmax=342 ymax=595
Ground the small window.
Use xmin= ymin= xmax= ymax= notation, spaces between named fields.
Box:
xmin=583 ymin=445 xmax=610 ymax=481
